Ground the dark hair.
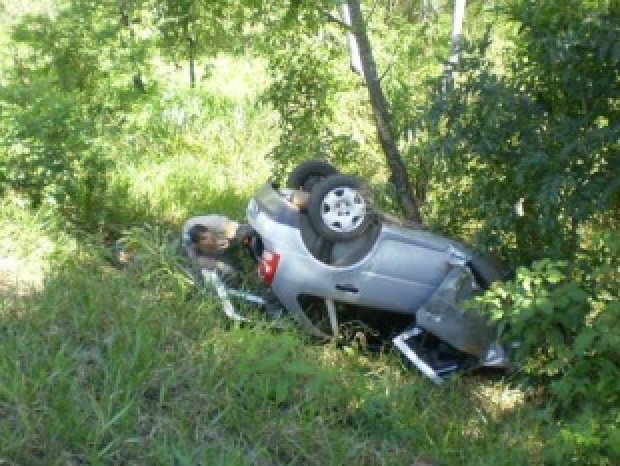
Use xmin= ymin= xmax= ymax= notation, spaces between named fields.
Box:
xmin=188 ymin=224 xmax=209 ymax=244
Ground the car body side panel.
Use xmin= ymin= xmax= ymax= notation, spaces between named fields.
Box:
xmin=268 ymin=237 xmax=452 ymax=316
xmin=368 ymin=238 xmax=451 ymax=287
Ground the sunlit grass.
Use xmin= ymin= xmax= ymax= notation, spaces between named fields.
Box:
xmin=104 ymin=57 xmax=279 ymax=228
xmin=0 ymin=196 xmax=78 ymax=298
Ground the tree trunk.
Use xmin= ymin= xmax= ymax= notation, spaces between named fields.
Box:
xmin=441 ymin=0 xmax=466 ymax=93
xmin=188 ymin=36 xmax=196 ymax=88
xmin=183 ymin=21 xmax=196 ymax=88
xmin=345 ymin=0 xmax=422 ymax=223
xmin=119 ymin=0 xmax=145 ymax=92
xmin=339 ymin=1 xmax=363 ymax=75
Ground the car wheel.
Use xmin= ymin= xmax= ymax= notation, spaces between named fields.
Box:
xmin=286 ymin=159 xmax=339 ymax=192
xmin=307 ymin=174 xmax=375 ymax=242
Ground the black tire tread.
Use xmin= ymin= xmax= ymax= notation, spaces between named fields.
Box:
xmin=286 ymin=159 xmax=339 ymax=192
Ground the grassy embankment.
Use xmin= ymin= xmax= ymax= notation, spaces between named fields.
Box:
xmin=0 ymin=20 xmax=542 ymax=466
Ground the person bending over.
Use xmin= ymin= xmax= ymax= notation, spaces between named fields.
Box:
xmin=182 ymin=214 xmax=253 ymax=283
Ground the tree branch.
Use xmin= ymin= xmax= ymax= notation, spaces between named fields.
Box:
xmin=378 ymin=61 xmax=395 ymax=82
xmin=155 ymin=13 xmax=191 ymax=28
xmin=320 ymin=9 xmax=351 ymax=31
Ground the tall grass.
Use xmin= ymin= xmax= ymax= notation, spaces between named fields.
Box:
xmin=0 ymin=219 xmax=541 ymax=466
xmin=104 ymin=57 xmax=278 ymax=229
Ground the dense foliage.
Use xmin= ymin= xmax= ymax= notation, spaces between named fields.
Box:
xmin=0 ymin=0 xmax=153 ymax=226
xmin=419 ymin=1 xmax=620 ymax=464
xmin=1 ymin=0 xmax=619 ymax=464
xmin=423 ymin=0 xmax=620 ymax=263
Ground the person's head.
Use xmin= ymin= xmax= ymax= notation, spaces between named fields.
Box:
xmin=188 ymin=224 xmax=217 ymax=254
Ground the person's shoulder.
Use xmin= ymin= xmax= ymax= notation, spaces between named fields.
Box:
xmin=183 ymin=214 xmax=228 ymax=227
xmin=182 ymin=214 xmax=237 ymax=235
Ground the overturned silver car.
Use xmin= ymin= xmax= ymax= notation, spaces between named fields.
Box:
xmin=245 ymin=160 xmax=511 ymax=382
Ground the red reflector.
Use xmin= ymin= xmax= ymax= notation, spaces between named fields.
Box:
xmin=258 ymin=251 xmax=280 ymax=285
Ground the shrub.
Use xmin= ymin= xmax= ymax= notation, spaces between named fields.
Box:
xmin=477 ymin=235 xmax=620 ymax=464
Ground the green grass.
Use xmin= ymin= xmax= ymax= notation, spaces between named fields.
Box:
xmin=0 ymin=202 xmax=544 ymax=466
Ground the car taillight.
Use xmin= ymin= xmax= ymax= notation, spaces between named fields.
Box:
xmin=258 ymin=251 xmax=280 ymax=285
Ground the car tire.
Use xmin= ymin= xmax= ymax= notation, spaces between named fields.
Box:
xmin=307 ymin=174 xmax=375 ymax=242
xmin=286 ymin=159 xmax=339 ymax=192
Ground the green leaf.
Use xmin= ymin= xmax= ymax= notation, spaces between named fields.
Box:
xmin=573 ymin=329 xmax=596 ymax=354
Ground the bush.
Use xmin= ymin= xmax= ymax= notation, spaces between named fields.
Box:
xmin=477 ymin=238 xmax=620 ymax=464
xmin=0 ymin=81 xmax=109 ymax=222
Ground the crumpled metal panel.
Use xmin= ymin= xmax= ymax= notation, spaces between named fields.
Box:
xmin=415 ymin=266 xmax=496 ymax=359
